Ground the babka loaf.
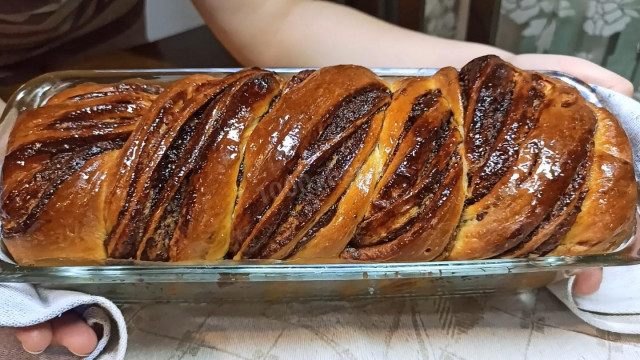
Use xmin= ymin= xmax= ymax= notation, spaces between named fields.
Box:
xmin=2 ymin=56 xmax=636 ymax=265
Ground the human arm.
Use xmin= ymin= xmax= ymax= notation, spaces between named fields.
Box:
xmin=191 ymin=0 xmax=633 ymax=96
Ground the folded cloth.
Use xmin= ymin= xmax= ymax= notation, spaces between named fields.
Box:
xmin=547 ymin=85 xmax=640 ymax=335
xmin=548 ymin=265 xmax=640 ymax=335
xmin=0 ymin=283 xmax=127 ymax=360
xmin=0 ymin=84 xmax=639 ymax=360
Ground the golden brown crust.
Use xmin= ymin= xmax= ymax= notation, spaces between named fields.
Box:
xmin=46 ymin=82 xmax=164 ymax=105
xmin=232 ymin=65 xmax=391 ymax=260
xmin=2 ymin=152 xmax=116 ymax=265
xmin=290 ymin=146 xmax=382 ymax=259
xmin=548 ymin=106 xmax=636 ymax=255
xmin=105 ymin=70 xmax=279 ymax=261
xmin=341 ymin=67 xmax=466 ymax=261
xmin=169 ymin=72 xmax=283 ymax=261
xmin=2 ymin=57 xmax=636 ymax=265
xmin=447 ymin=57 xmax=598 ymax=260
xmin=104 ymin=74 xmax=222 ymax=259
xmin=1 ymin=81 xmax=161 ymax=264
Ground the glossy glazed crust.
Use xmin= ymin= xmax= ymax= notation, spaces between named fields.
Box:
xmin=341 ymin=67 xmax=466 ymax=261
xmin=2 ymin=82 xmax=162 ymax=263
xmin=1 ymin=57 xmax=635 ymax=265
xmin=104 ymin=70 xmax=282 ymax=261
xmin=231 ymin=65 xmax=391 ymax=259
xmin=2 ymin=152 xmax=116 ymax=264
xmin=447 ymin=56 xmax=598 ymax=260
xmin=104 ymin=74 xmax=224 ymax=260
xmin=548 ymin=106 xmax=636 ymax=255
xmin=169 ymin=72 xmax=283 ymax=261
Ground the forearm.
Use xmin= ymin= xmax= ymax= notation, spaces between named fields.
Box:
xmin=191 ymin=0 xmax=512 ymax=68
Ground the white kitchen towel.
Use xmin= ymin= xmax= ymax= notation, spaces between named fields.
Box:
xmin=0 ymin=283 xmax=127 ymax=360
xmin=548 ymin=265 xmax=640 ymax=335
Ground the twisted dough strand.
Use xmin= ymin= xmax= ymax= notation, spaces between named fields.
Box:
xmin=1 ymin=57 xmax=636 ymax=264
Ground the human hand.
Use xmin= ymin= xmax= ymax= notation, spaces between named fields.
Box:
xmin=15 ymin=311 xmax=98 ymax=357
xmin=573 ymin=268 xmax=603 ymax=296
xmin=508 ymin=53 xmax=634 ymax=97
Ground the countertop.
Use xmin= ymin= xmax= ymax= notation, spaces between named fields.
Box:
xmin=3 ymin=288 xmax=640 ymax=360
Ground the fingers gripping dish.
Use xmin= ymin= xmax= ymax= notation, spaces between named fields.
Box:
xmin=1 ymin=56 xmax=636 ymax=265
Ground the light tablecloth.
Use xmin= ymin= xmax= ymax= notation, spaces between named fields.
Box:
xmin=2 ymin=288 xmax=640 ymax=360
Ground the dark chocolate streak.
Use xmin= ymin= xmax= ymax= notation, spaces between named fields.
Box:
xmin=7 ymin=95 xmax=152 ymax=162
xmin=2 ymin=140 xmax=124 ymax=237
xmin=532 ymin=152 xmax=592 ymax=255
xmin=302 ymin=87 xmax=389 ymax=160
xmin=353 ymin=113 xmax=454 ymax=248
xmin=109 ymin=90 xmax=221 ymax=259
xmin=373 ymin=101 xmax=450 ymax=210
xmin=140 ymin=180 xmax=189 ymax=261
xmin=459 ymin=55 xmax=496 ymax=111
xmin=235 ymin=86 xmax=390 ymax=256
xmin=107 ymin=89 xmax=189 ymax=254
xmin=145 ymin=106 xmax=208 ymax=215
xmin=235 ymin=92 xmax=281 ymax=192
xmin=386 ymin=90 xmax=442 ymax=166
xmin=430 ymin=157 xmax=464 ymax=261
xmin=239 ymin=87 xmax=390 ymax=258
xmin=352 ymin=86 xmax=453 ymax=247
xmin=106 ymin=89 xmax=203 ymax=258
xmin=107 ymin=72 xmax=280 ymax=260
xmin=66 ymin=83 xmax=164 ymax=102
xmin=259 ymin=123 xmax=371 ymax=258
xmin=6 ymin=131 xmax=132 ymax=164
xmin=46 ymin=101 xmax=139 ymax=130
xmin=496 ymin=142 xmax=593 ymax=258
xmin=284 ymin=70 xmax=315 ymax=93
xmin=163 ymin=74 xmax=282 ymax=256
xmin=290 ymin=203 xmax=339 ymax=256
xmin=533 ymin=189 xmax=588 ymax=255
xmin=466 ymin=78 xmax=545 ymax=205
xmin=464 ymin=63 xmax=515 ymax=181
xmin=344 ymin=149 xmax=462 ymax=259
xmin=365 ymin=147 xmax=457 ymax=247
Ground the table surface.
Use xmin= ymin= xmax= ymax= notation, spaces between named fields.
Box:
xmin=2 ymin=288 xmax=640 ymax=360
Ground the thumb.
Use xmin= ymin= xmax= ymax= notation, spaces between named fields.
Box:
xmin=572 ymin=268 xmax=603 ymax=296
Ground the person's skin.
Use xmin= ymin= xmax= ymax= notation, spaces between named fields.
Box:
xmin=16 ymin=0 xmax=633 ymax=355
xmin=192 ymin=0 xmax=633 ymax=96
xmin=15 ymin=312 xmax=98 ymax=356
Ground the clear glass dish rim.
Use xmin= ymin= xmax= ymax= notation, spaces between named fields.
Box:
xmin=0 ymin=68 xmax=636 ymax=285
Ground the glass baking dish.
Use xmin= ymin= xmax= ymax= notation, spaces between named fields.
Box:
xmin=0 ymin=68 xmax=638 ymax=303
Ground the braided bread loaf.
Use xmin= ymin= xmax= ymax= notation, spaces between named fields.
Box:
xmin=2 ymin=56 xmax=636 ymax=265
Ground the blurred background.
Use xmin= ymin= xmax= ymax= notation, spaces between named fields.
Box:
xmin=0 ymin=0 xmax=638 ymax=100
